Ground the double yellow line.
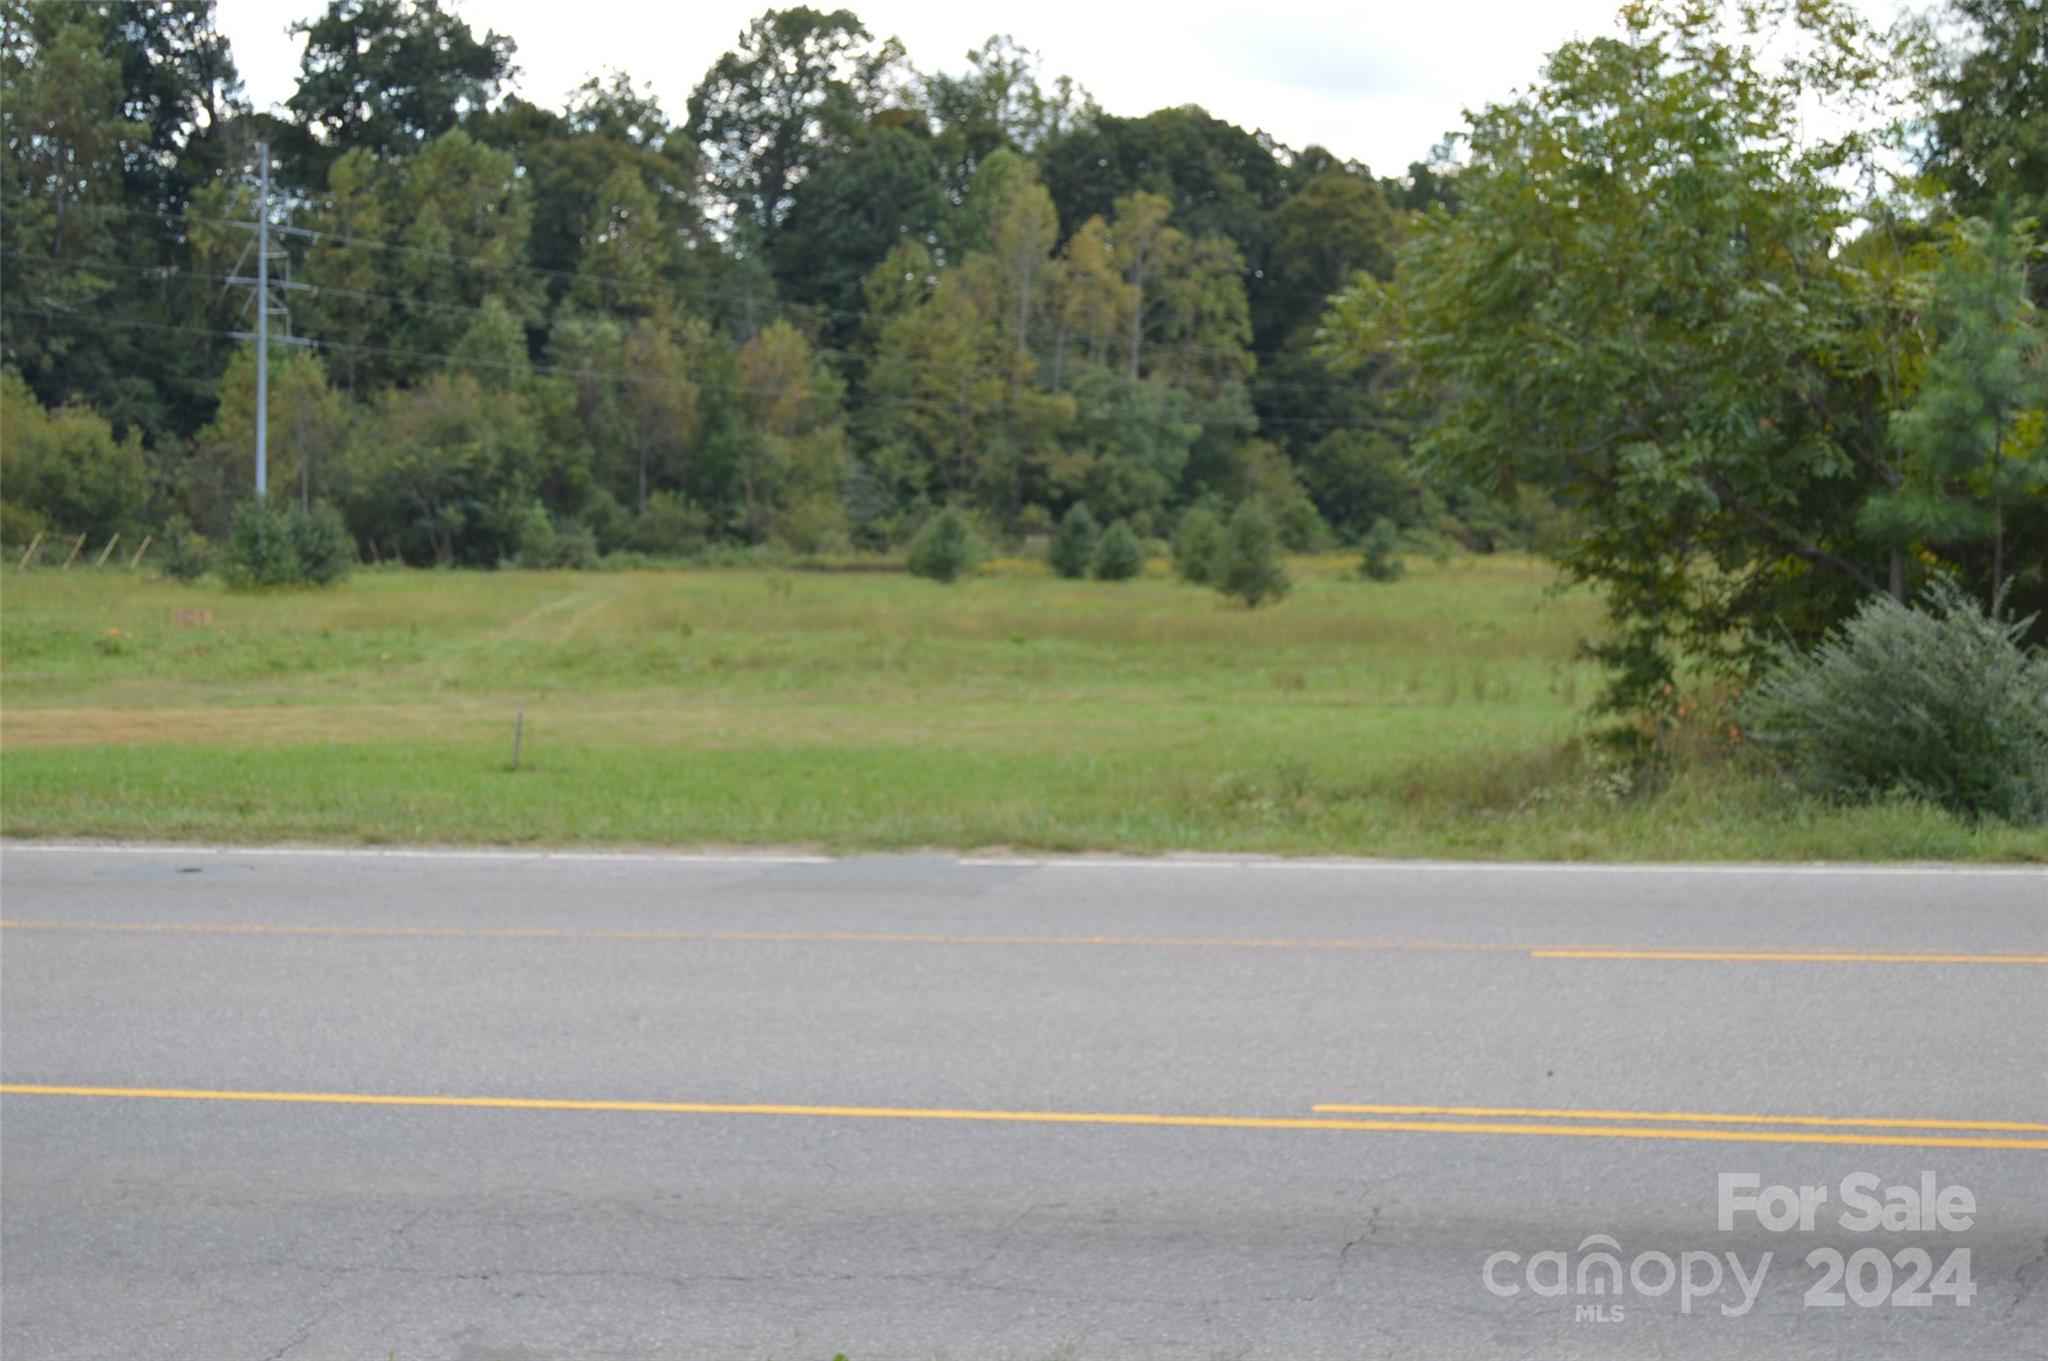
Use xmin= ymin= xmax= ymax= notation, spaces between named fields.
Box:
xmin=5 ymin=1085 xmax=2044 ymax=1151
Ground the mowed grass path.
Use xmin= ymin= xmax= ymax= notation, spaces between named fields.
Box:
xmin=2 ymin=557 xmax=2038 ymax=859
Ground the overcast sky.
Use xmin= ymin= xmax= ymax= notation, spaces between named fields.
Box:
xmin=213 ymin=0 xmax=1915 ymax=178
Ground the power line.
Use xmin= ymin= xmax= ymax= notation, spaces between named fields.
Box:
xmin=22 ymin=305 xmax=1401 ymax=434
xmin=10 ymin=246 xmax=1391 ymax=409
xmin=20 ymin=194 xmax=1374 ymax=369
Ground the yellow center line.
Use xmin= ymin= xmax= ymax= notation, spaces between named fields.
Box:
xmin=1311 ymin=1103 xmax=2048 ymax=1133
xmin=0 ymin=919 xmax=1586 ymax=951
xmin=1532 ymin=949 xmax=2048 ymax=964
xmin=2 ymin=919 xmax=2042 ymax=964
xmin=4 ymin=1085 xmax=2045 ymax=1150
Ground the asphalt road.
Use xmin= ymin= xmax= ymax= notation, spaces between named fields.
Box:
xmin=2 ymin=843 xmax=2044 ymax=1360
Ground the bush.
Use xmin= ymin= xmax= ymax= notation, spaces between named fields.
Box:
xmin=512 ymin=503 xmax=600 ymax=569
xmin=1 ymin=498 xmax=44 ymax=549
xmin=1173 ymin=506 xmax=1224 ymax=584
xmin=1274 ymin=495 xmax=1332 ymax=552
xmin=288 ymin=505 xmax=354 ymax=585
xmin=221 ymin=503 xmax=352 ymax=588
xmin=1047 ymin=504 xmax=1099 ymax=579
xmin=1359 ymin=517 xmax=1406 ymax=582
xmin=907 ymin=507 xmax=980 ymax=583
xmin=625 ymin=491 xmax=713 ymax=559
xmin=1215 ymin=501 xmax=1290 ymax=608
xmin=1090 ymin=519 xmax=1144 ymax=581
xmin=157 ymin=514 xmax=212 ymax=582
xmin=1741 ymin=580 xmax=2048 ymax=824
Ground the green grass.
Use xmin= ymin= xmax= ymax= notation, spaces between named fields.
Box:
xmin=2 ymin=557 xmax=2040 ymax=860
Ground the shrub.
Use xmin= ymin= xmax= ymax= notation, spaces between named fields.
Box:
xmin=1274 ymin=495 xmax=1332 ymax=552
xmin=0 ymin=372 xmax=148 ymax=542
xmin=1 ymin=498 xmax=44 ymax=548
xmin=625 ymin=491 xmax=713 ymax=558
xmin=287 ymin=505 xmax=353 ymax=585
xmin=1047 ymin=504 xmax=1099 ymax=579
xmin=1741 ymin=580 xmax=2048 ymax=824
xmin=907 ymin=507 xmax=980 ymax=583
xmin=1090 ymin=519 xmax=1145 ymax=581
xmin=1173 ymin=505 xmax=1224 ymax=584
xmin=512 ymin=504 xmax=600 ymax=569
xmin=157 ymin=514 xmax=212 ymax=582
xmin=221 ymin=503 xmax=352 ymax=588
xmin=1359 ymin=517 xmax=1406 ymax=582
xmin=1215 ymin=501 xmax=1290 ymax=608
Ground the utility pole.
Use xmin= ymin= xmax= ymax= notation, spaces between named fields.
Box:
xmin=255 ymin=139 xmax=270 ymax=499
xmin=227 ymin=140 xmax=309 ymax=503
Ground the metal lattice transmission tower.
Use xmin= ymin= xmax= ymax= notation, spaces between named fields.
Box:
xmin=224 ymin=140 xmax=312 ymax=502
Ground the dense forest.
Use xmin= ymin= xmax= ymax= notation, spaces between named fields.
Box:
xmin=2 ymin=0 xmax=1486 ymax=566
xmin=2 ymin=0 xmax=2043 ymax=702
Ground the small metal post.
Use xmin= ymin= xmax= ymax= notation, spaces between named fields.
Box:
xmin=510 ymin=706 xmax=525 ymax=772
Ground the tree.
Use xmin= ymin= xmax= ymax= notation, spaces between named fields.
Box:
xmin=0 ymin=370 xmax=149 ymax=541
xmin=1089 ymin=518 xmax=1144 ymax=580
xmin=907 ymin=506 xmax=979 ymax=581
xmin=300 ymin=129 xmax=538 ymax=390
xmin=1214 ymin=500 xmax=1289 ymax=607
xmin=1869 ymin=210 xmax=2048 ymax=616
xmin=1322 ymin=0 xmax=1920 ymax=709
xmin=343 ymin=372 xmax=542 ymax=565
xmin=622 ymin=318 xmax=702 ymax=516
xmin=1359 ymin=517 xmax=1405 ymax=582
xmin=736 ymin=320 xmax=847 ymax=548
xmin=0 ymin=4 xmax=147 ymax=424
xmin=177 ymin=345 xmax=350 ymax=532
xmin=1038 ymin=105 xmax=1290 ymax=275
xmin=921 ymin=34 xmax=1092 ymax=198
xmin=685 ymin=7 xmax=904 ymax=249
xmin=1046 ymin=502 xmax=1098 ymax=578
xmin=1260 ymin=167 xmax=1395 ymax=348
xmin=1921 ymin=0 xmax=2048 ymax=296
xmin=1173 ymin=504 xmax=1223 ymax=583
xmin=772 ymin=125 xmax=946 ymax=332
xmin=104 ymin=0 xmax=244 ymax=214
xmin=281 ymin=0 xmax=514 ymax=187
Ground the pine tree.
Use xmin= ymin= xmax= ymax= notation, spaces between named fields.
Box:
xmin=1359 ymin=517 xmax=1405 ymax=582
xmin=1047 ymin=503 xmax=1099 ymax=578
xmin=1173 ymin=505 xmax=1224 ymax=584
xmin=1215 ymin=502 xmax=1290 ymax=607
xmin=1090 ymin=519 xmax=1144 ymax=580
xmin=1868 ymin=209 xmax=2048 ymax=615
xmin=908 ymin=507 xmax=980 ymax=582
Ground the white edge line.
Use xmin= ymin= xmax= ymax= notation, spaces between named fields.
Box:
xmin=0 ymin=842 xmax=2040 ymax=877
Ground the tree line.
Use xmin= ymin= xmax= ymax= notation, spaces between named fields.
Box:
xmin=2 ymin=0 xmax=1488 ymax=569
xmin=3 ymin=0 xmax=2041 ymax=715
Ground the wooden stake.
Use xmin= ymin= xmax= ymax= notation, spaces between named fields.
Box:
xmin=128 ymin=535 xmax=152 ymax=568
xmin=95 ymin=533 xmax=120 ymax=567
xmin=62 ymin=532 xmax=87 ymax=568
xmin=17 ymin=532 xmax=43 ymax=569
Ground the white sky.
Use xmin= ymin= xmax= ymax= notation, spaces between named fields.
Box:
xmin=214 ymin=0 xmax=1915 ymax=178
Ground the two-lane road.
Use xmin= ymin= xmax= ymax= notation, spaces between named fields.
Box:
xmin=2 ymin=844 xmax=2044 ymax=1358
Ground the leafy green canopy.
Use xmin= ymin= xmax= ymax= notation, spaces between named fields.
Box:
xmin=1324 ymin=0 xmax=1929 ymax=710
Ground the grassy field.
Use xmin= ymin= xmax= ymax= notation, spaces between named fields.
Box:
xmin=1 ymin=556 xmax=2039 ymax=860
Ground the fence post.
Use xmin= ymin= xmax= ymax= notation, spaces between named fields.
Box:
xmin=95 ymin=533 xmax=121 ymax=567
xmin=62 ymin=533 xmax=87 ymax=568
xmin=17 ymin=532 xmax=43 ymax=569
xmin=128 ymin=535 xmax=152 ymax=569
